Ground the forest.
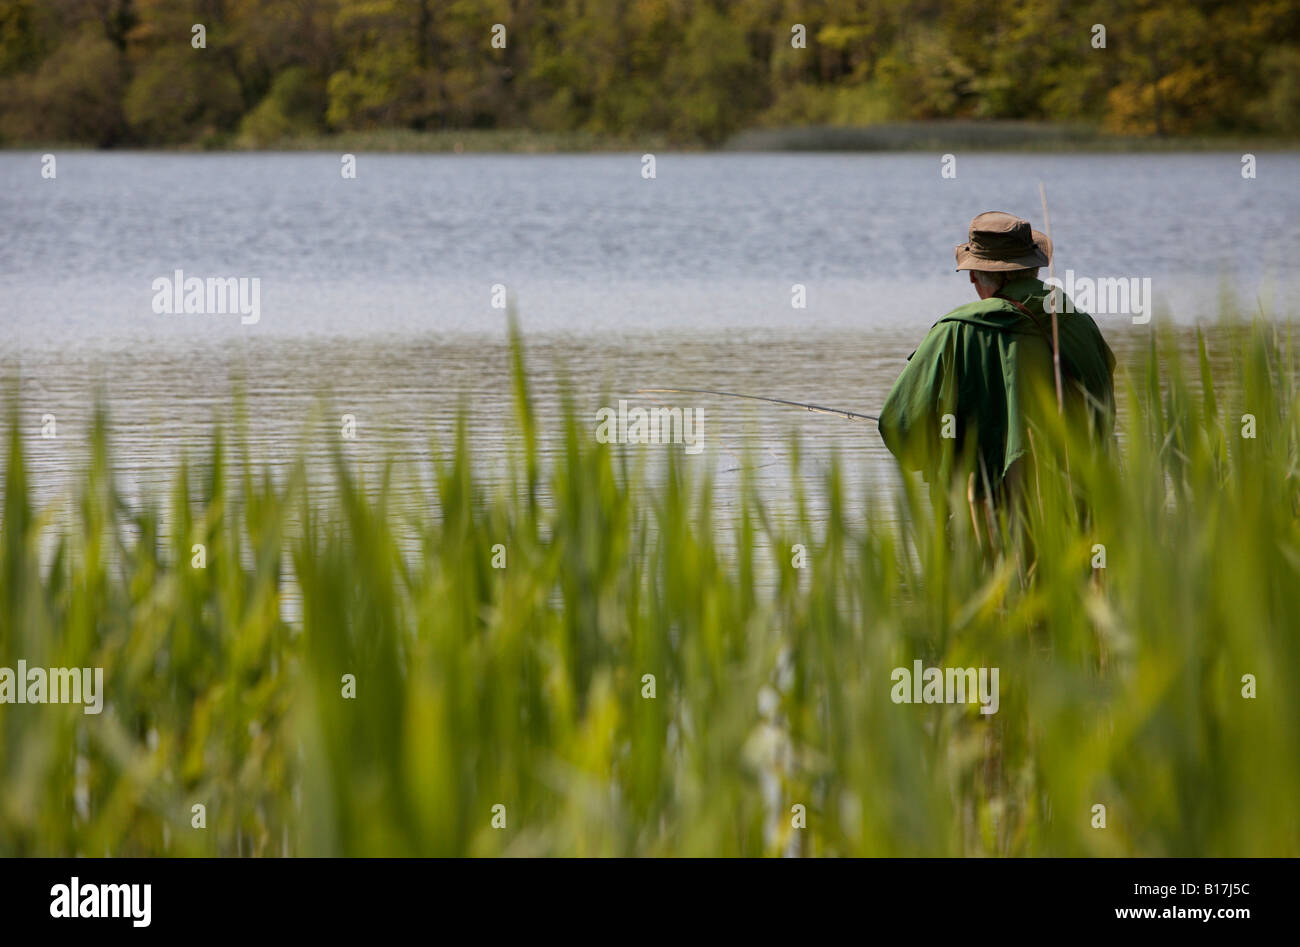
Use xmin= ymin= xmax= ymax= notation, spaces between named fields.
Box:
xmin=2 ymin=0 xmax=1298 ymax=147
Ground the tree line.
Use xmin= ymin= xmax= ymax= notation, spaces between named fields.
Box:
xmin=1 ymin=0 xmax=1297 ymax=147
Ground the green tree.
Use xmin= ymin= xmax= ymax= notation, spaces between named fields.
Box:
xmin=123 ymin=44 xmax=243 ymax=143
xmin=2 ymin=27 xmax=125 ymax=144
xmin=665 ymin=3 xmax=765 ymax=143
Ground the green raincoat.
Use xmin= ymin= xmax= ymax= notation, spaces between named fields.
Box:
xmin=878 ymin=276 xmax=1115 ymax=494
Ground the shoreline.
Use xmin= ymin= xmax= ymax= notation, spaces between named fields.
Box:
xmin=5 ymin=122 xmax=1298 ymax=155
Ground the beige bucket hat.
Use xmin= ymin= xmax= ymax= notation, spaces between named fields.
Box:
xmin=955 ymin=211 xmax=1052 ymax=272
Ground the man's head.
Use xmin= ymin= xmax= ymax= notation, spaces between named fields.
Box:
xmin=955 ymin=211 xmax=1050 ymax=298
xmin=970 ymin=267 xmax=1041 ymax=299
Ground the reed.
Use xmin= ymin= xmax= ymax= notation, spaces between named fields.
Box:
xmin=1 ymin=320 xmax=1297 ymax=857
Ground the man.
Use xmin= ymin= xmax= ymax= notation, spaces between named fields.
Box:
xmin=877 ymin=211 xmax=1115 ymax=547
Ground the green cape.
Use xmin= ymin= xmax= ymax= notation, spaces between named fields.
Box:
xmin=877 ymin=276 xmax=1116 ymax=489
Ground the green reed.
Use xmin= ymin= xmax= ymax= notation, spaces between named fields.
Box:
xmin=2 ymin=320 xmax=1298 ymax=857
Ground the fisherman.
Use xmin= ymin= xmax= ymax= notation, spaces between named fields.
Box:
xmin=877 ymin=211 xmax=1115 ymax=549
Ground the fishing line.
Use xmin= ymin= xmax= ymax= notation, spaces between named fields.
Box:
xmin=636 ymin=388 xmax=879 ymax=423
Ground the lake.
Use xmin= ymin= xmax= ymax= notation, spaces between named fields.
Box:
xmin=2 ymin=151 xmax=1297 ymax=512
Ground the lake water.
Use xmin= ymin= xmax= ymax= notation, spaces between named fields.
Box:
xmin=2 ymin=151 xmax=1297 ymax=512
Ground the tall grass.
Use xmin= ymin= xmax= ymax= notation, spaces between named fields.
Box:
xmin=2 ymin=321 xmax=1298 ymax=857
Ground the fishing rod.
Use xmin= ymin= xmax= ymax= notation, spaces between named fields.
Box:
xmin=637 ymin=388 xmax=879 ymax=422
